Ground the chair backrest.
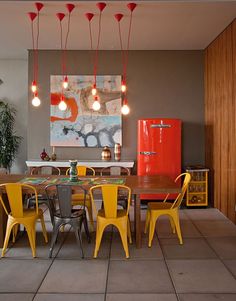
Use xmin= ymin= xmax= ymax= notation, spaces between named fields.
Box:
xmin=57 ymin=185 xmax=73 ymax=218
xmin=31 ymin=166 xmax=61 ymax=175
xmin=100 ymin=166 xmax=130 ymax=176
xmin=171 ymin=173 xmax=191 ymax=209
xmin=45 ymin=184 xmax=87 ymax=218
xmin=90 ymin=184 xmax=131 ymax=218
xmin=66 ymin=165 xmax=95 ymax=176
xmin=0 ymin=183 xmax=38 ymax=217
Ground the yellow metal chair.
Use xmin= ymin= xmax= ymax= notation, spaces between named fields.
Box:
xmin=144 ymin=173 xmax=191 ymax=247
xmin=0 ymin=183 xmax=48 ymax=257
xmin=90 ymin=184 xmax=132 ymax=258
xmin=66 ymin=165 xmax=95 ymax=230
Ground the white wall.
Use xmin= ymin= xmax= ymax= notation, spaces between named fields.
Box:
xmin=0 ymin=60 xmax=28 ymax=173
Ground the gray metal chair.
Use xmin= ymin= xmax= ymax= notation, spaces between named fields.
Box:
xmin=100 ymin=166 xmax=130 ymax=209
xmin=45 ymin=184 xmax=90 ymax=258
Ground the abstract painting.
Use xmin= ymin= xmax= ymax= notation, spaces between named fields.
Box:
xmin=50 ymin=75 xmax=122 ymax=147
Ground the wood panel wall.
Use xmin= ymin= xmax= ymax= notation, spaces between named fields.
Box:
xmin=205 ymin=19 xmax=236 ymax=223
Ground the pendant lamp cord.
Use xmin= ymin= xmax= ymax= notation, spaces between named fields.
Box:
xmin=31 ymin=20 xmax=36 ymax=85
xmin=35 ymin=11 xmax=40 ymax=85
xmin=94 ymin=10 xmax=102 ymax=86
xmin=124 ymin=10 xmax=133 ymax=83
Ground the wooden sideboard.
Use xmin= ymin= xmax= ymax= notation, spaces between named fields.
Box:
xmin=26 ymin=160 xmax=135 ymax=174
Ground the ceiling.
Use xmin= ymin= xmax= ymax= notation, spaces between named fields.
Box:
xmin=0 ymin=0 xmax=235 ymax=59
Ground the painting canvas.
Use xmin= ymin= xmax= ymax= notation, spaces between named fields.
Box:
xmin=50 ymin=75 xmax=122 ymax=147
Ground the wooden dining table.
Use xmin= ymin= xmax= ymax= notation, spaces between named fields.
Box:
xmin=0 ymin=174 xmax=181 ymax=248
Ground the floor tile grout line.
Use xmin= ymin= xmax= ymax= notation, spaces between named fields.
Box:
xmin=155 ymin=227 xmax=180 ymax=301
xmin=190 ymin=219 xmax=236 ymax=280
xmin=104 ymin=226 xmax=114 ymax=301
xmin=31 ymin=227 xmax=71 ymax=300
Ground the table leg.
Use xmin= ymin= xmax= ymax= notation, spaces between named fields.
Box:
xmin=134 ymin=194 xmax=142 ymax=248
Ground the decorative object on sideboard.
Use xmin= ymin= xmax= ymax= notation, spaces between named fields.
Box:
xmin=101 ymin=146 xmax=111 ymax=161
xmin=40 ymin=148 xmax=50 ymax=161
xmin=0 ymin=100 xmax=22 ymax=173
xmin=114 ymin=143 xmax=121 ymax=161
xmin=68 ymin=160 xmax=78 ymax=182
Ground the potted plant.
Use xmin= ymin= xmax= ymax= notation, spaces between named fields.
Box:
xmin=0 ymin=100 xmax=22 ymax=173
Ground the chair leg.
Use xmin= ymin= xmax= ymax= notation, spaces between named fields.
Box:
xmin=94 ymin=222 xmax=106 ymax=258
xmin=168 ymin=215 xmax=176 ymax=234
xmin=72 ymin=223 xmax=84 ymax=259
xmin=82 ymin=213 xmax=91 ymax=243
xmin=86 ymin=202 xmax=94 ymax=231
xmin=117 ymin=222 xmax=129 ymax=259
xmin=25 ymin=223 xmax=36 ymax=258
xmin=49 ymin=221 xmax=61 ymax=258
xmin=12 ymin=224 xmax=19 ymax=243
xmin=39 ymin=213 xmax=48 ymax=243
xmin=172 ymin=212 xmax=183 ymax=244
xmin=144 ymin=209 xmax=150 ymax=234
xmin=1 ymin=219 xmax=16 ymax=257
xmin=127 ymin=218 xmax=132 ymax=244
xmin=148 ymin=213 xmax=157 ymax=248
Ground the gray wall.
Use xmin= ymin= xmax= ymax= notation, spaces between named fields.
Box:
xmin=0 ymin=59 xmax=28 ymax=173
xmin=28 ymin=50 xmax=204 ymax=169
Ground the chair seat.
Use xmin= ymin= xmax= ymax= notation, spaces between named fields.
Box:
xmin=147 ymin=202 xmax=173 ymax=210
xmin=98 ymin=209 xmax=127 ymax=218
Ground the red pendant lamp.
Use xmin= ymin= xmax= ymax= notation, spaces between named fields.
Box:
xmin=63 ymin=3 xmax=75 ymax=89
xmin=56 ymin=4 xmax=75 ymax=111
xmin=115 ymin=2 xmax=137 ymax=115
xmin=28 ymin=2 xmax=44 ymax=107
xmin=56 ymin=12 xmax=67 ymax=111
xmin=92 ymin=2 xmax=106 ymax=111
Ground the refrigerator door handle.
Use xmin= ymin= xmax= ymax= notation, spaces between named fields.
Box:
xmin=151 ymin=124 xmax=171 ymax=128
xmin=140 ymin=151 xmax=157 ymax=155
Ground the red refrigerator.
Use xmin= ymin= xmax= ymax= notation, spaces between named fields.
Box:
xmin=137 ymin=118 xmax=181 ymax=200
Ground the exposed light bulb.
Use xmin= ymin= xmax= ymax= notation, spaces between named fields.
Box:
xmin=92 ymin=84 xmax=97 ymax=96
xmin=32 ymin=94 xmax=41 ymax=107
xmin=58 ymin=100 xmax=67 ymax=111
xmin=121 ymin=83 xmax=126 ymax=93
xmin=92 ymin=99 xmax=101 ymax=111
xmin=63 ymin=76 xmax=68 ymax=89
xmin=121 ymin=104 xmax=130 ymax=115
xmin=31 ymin=80 xmax=37 ymax=93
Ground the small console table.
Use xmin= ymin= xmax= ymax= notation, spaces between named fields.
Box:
xmin=26 ymin=160 xmax=135 ymax=174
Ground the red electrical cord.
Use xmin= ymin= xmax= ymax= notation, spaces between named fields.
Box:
xmin=124 ymin=9 xmax=134 ymax=84
xmin=30 ymin=20 xmax=37 ymax=85
xmin=93 ymin=10 xmax=103 ymax=86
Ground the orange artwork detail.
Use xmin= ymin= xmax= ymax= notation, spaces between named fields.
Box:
xmin=50 ymin=93 xmax=78 ymax=123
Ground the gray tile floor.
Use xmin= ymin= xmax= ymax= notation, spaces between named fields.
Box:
xmin=0 ymin=208 xmax=236 ymax=300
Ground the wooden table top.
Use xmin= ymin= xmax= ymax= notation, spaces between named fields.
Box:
xmin=0 ymin=174 xmax=181 ymax=194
